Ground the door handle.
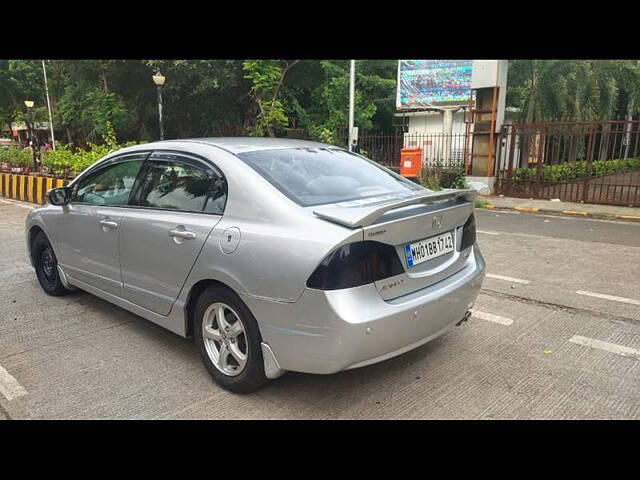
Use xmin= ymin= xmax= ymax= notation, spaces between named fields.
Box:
xmin=99 ymin=219 xmax=119 ymax=229
xmin=168 ymin=229 xmax=197 ymax=240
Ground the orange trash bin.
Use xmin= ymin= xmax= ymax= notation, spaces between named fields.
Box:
xmin=399 ymin=148 xmax=422 ymax=178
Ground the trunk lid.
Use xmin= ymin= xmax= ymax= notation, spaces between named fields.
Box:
xmin=313 ymin=189 xmax=476 ymax=299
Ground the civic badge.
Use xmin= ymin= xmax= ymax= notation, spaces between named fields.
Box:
xmin=432 ymin=215 xmax=443 ymax=229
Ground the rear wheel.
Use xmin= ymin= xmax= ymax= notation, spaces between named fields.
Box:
xmin=194 ymin=285 xmax=270 ymax=393
xmin=32 ymin=232 xmax=70 ymax=296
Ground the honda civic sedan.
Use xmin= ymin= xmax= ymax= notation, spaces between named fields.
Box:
xmin=25 ymin=138 xmax=485 ymax=392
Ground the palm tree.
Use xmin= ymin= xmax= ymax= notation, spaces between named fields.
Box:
xmin=509 ymin=60 xmax=640 ymax=123
xmin=508 ymin=60 xmax=640 ymax=166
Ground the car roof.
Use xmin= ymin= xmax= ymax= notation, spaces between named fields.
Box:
xmin=162 ymin=137 xmax=336 ymax=155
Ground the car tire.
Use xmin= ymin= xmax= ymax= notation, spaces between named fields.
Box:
xmin=32 ymin=231 xmax=71 ymax=296
xmin=194 ymin=285 xmax=270 ymax=393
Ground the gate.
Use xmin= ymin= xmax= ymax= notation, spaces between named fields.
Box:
xmin=496 ymin=120 xmax=640 ymax=207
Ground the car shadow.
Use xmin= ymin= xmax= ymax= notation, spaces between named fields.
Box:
xmin=255 ymin=331 xmax=456 ymax=417
xmin=49 ymin=284 xmax=458 ymax=418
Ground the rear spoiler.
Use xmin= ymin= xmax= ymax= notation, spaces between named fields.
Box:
xmin=313 ymin=189 xmax=476 ymax=228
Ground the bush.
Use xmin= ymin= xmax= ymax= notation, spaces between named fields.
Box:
xmin=0 ymin=122 xmax=144 ymax=178
xmin=41 ymin=142 xmax=110 ymax=177
xmin=512 ymin=157 xmax=640 ymax=184
xmin=40 ymin=140 xmax=143 ymax=177
xmin=40 ymin=122 xmax=143 ymax=177
xmin=419 ymin=163 xmax=467 ymax=191
xmin=0 ymin=142 xmax=145 ymax=178
xmin=0 ymin=147 xmax=32 ymax=170
xmin=442 ymin=165 xmax=468 ymax=189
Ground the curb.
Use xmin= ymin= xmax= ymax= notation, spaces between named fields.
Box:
xmin=476 ymin=203 xmax=640 ymax=223
xmin=0 ymin=172 xmax=69 ymax=205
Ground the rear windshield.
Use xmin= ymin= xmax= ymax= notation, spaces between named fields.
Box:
xmin=236 ymin=148 xmax=422 ymax=206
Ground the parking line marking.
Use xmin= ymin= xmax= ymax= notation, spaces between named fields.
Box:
xmin=569 ymin=335 xmax=640 ymax=360
xmin=0 ymin=364 xmax=27 ymax=401
xmin=486 ymin=274 xmax=530 ymax=285
xmin=477 ymin=230 xmax=500 ymax=235
xmin=576 ymin=290 xmax=640 ymax=306
xmin=471 ymin=309 xmax=514 ymax=326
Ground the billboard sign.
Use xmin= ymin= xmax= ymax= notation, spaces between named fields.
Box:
xmin=11 ymin=121 xmax=50 ymax=131
xmin=396 ymin=60 xmax=473 ymax=109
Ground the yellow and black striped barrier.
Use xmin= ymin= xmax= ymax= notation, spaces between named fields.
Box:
xmin=0 ymin=173 xmax=69 ymax=205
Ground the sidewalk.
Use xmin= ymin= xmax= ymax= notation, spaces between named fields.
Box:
xmin=477 ymin=195 xmax=640 ymax=222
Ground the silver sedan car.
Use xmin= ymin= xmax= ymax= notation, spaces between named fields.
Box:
xmin=26 ymin=138 xmax=485 ymax=392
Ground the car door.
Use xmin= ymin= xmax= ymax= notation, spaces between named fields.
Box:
xmin=55 ymin=153 xmax=147 ymax=296
xmin=119 ymin=151 xmax=227 ymax=315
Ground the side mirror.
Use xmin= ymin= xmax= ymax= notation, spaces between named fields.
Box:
xmin=47 ymin=186 xmax=71 ymax=206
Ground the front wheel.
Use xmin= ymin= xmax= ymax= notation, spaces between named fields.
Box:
xmin=194 ymin=285 xmax=270 ymax=393
xmin=32 ymin=232 xmax=71 ymax=296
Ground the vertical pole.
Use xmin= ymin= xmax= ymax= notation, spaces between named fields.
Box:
xmin=506 ymin=125 xmax=516 ymax=194
xmin=442 ymin=109 xmax=454 ymax=166
xmin=348 ymin=60 xmax=355 ymax=152
xmin=42 ymin=60 xmax=56 ymax=150
xmin=583 ymin=122 xmax=596 ymax=203
xmin=487 ymin=86 xmax=498 ymax=177
xmin=464 ymin=93 xmax=473 ymax=175
xmin=534 ymin=126 xmax=543 ymax=198
xmin=157 ymin=85 xmax=164 ymax=141
xmin=27 ymin=108 xmax=37 ymax=171
xmin=623 ymin=102 xmax=634 ymax=159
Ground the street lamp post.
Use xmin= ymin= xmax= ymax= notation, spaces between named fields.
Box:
xmin=24 ymin=100 xmax=38 ymax=171
xmin=152 ymin=71 xmax=166 ymax=141
xmin=348 ymin=60 xmax=356 ymax=152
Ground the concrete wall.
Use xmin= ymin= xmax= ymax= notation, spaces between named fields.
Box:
xmin=407 ymin=111 xmax=467 ymax=135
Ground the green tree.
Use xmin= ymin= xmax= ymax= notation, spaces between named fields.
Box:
xmin=297 ymin=60 xmax=397 ymax=143
xmin=0 ymin=60 xmax=48 ymax=130
xmin=242 ymin=60 xmax=299 ymax=137
xmin=144 ymin=60 xmax=250 ymax=138
xmin=507 ymin=60 xmax=640 ymax=122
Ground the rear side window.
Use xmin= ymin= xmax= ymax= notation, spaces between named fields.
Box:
xmin=236 ymin=148 xmax=421 ymax=206
xmin=133 ymin=154 xmax=227 ymax=214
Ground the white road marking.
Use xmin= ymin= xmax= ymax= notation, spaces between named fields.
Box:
xmin=538 ymin=214 xmax=638 ymax=226
xmin=0 ymin=364 xmax=27 ymax=401
xmin=486 ymin=273 xmax=531 ymax=285
xmin=0 ymin=198 xmax=35 ymax=210
xmin=576 ymin=290 xmax=640 ymax=306
xmin=477 ymin=230 xmax=500 ymax=235
xmin=471 ymin=309 xmax=514 ymax=326
xmin=569 ymin=335 xmax=640 ymax=360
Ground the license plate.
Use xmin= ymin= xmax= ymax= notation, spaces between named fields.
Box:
xmin=404 ymin=231 xmax=454 ymax=268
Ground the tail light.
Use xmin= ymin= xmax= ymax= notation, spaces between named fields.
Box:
xmin=460 ymin=214 xmax=476 ymax=251
xmin=306 ymin=241 xmax=404 ymax=290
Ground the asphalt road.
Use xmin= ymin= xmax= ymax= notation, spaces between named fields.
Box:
xmin=1 ymin=199 xmax=639 ymax=419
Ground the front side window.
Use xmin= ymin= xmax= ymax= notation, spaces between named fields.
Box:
xmin=73 ymin=158 xmax=144 ymax=206
xmin=133 ymin=154 xmax=227 ymax=214
xmin=236 ymin=148 xmax=422 ymax=206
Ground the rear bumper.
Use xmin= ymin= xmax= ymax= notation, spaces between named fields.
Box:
xmin=244 ymin=244 xmax=485 ymax=375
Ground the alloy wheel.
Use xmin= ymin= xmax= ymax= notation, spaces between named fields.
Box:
xmin=202 ymin=302 xmax=248 ymax=376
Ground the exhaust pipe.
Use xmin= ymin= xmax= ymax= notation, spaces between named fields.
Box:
xmin=455 ymin=310 xmax=472 ymax=326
